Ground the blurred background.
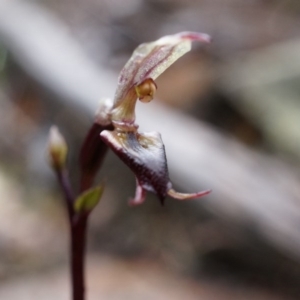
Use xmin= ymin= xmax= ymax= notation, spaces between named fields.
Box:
xmin=1 ymin=0 xmax=300 ymax=299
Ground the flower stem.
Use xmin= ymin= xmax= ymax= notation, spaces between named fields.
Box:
xmin=56 ymin=168 xmax=74 ymax=219
xmin=56 ymin=168 xmax=87 ymax=300
xmin=70 ymin=215 xmax=88 ymax=300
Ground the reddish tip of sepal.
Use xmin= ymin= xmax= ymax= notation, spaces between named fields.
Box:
xmin=177 ymin=32 xmax=212 ymax=44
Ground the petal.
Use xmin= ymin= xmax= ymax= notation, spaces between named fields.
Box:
xmin=167 ymin=188 xmax=211 ymax=200
xmin=128 ymin=180 xmax=147 ymax=206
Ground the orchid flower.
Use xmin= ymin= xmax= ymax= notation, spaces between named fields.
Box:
xmin=80 ymin=32 xmax=211 ymax=205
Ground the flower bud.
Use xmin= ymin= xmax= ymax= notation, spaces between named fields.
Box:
xmin=48 ymin=126 xmax=68 ymax=170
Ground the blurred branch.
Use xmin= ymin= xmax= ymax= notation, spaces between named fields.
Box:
xmin=0 ymin=0 xmax=116 ymax=113
xmin=221 ymin=40 xmax=300 ymax=159
xmin=1 ymin=0 xmax=300 ymax=262
xmin=138 ymin=102 xmax=300 ymax=259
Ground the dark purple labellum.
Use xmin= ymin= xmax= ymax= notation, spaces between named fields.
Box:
xmin=100 ymin=130 xmax=171 ymax=205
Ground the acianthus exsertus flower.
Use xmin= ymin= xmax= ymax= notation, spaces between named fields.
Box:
xmin=81 ymin=32 xmax=211 ymax=205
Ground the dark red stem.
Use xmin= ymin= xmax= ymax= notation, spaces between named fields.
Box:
xmin=56 ymin=169 xmax=74 ymax=219
xmin=70 ymin=215 xmax=88 ymax=300
xmin=56 ymin=168 xmax=87 ymax=300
